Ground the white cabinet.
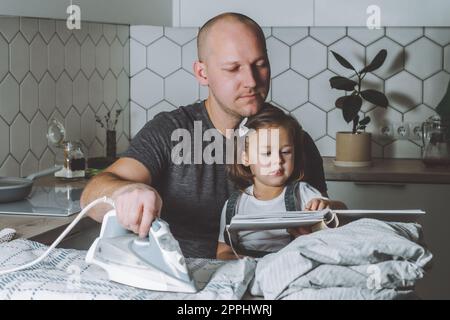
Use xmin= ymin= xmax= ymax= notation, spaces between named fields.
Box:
xmin=0 ymin=0 xmax=174 ymax=25
xmin=327 ymin=180 xmax=450 ymax=300
xmin=1 ymin=0 xmax=449 ymax=26
xmin=315 ymin=0 xmax=450 ymax=26
xmin=0 ymin=0 xmax=313 ymax=26
xmin=178 ymin=0 xmax=314 ymax=27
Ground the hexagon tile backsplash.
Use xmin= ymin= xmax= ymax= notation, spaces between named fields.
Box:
xmin=130 ymin=25 xmax=450 ymax=160
xmin=0 ymin=17 xmax=130 ymax=177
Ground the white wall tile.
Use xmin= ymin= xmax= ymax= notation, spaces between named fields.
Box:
xmin=38 ymin=19 xmax=55 ymax=43
xmin=103 ymin=24 xmax=117 ymax=45
xmin=0 ymin=17 xmax=19 ymax=42
xmin=55 ymin=72 xmax=73 ymax=116
xmin=423 ymin=71 xmax=450 ymax=109
xmin=110 ymin=38 xmax=124 ymax=77
xmin=64 ymin=107 xmax=81 ymax=141
xmin=0 ymin=117 xmax=9 ymax=164
xmin=0 ymin=35 xmax=8 ymax=81
xmin=38 ymin=72 xmax=56 ymax=118
xmin=117 ymin=70 xmax=130 ymax=108
xmin=73 ymin=72 xmax=89 ymax=113
xmin=386 ymin=27 xmax=423 ymax=46
xmin=165 ymin=70 xmax=198 ymax=107
xmin=328 ymin=37 xmax=365 ymax=77
xmin=445 ymin=45 xmax=450 ymax=73
xmin=81 ymin=106 xmax=96 ymax=147
xmin=310 ymin=27 xmax=346 ymax=46
xmin=272 ymin=70 xmax=308 ymax=111
xmin=365 ymin=106 xmax=402 ymax=145
xmin=404 ymin=104 xmax=437 ymax=123
xmin=0 ymin=155 xmax=20 ymax=176
xmin=20 ymin=73 xmax=39 ymax=122
xmin=347 ymin=27 xmax=384 ymax=46
xmin=291 ymin=37 xmax=327 ymax=78
xmin=30 ymin=34 xmax=47 ymax=81
xmin=272 ymin=27 xmax=308 ymax=45
xmin=147 ymin=101 xmax=176 ymax=121
xmin=181 ymin=39 xmax=197 ymax=75
xmin=80 ymin=37 xmax=96 ymax=77
xmin=89 ymin=71 xmax=103 ymax=111
xmin=130 ymin=26 xmax=163 ymax=45
xmin=30 ymin=111 xmax=48 ymax=158
xmin=315 ymin=136 xmax=336 ymax=157
xmin=292 ymin=103 xmax=326 ymax=140
xmin=48 ymin=35 xmax=64 ymax=79
xmin=88 ymin=23 xmax=103 ymax=44
xmin=165 ymin=27 xmax=198 ymax=46
xmin=130 ymin=102 xmax=147 ymax=138
xmin=424 ymin=28 xmax=450 ymax=46
xmin=0 ymin=74 xmax=20 ymax=124
xmin=147 ymin=38 xmax=181 ymax=77
xmin=39 ymin=148 xmax=55 ymax=171
xmin=131 ymin=69 xmax=163 ymax=108
xmin=64 ymin=36 xmax=81 ymax=79
xmin=366 ymin=37 xmax=403 ymax=80
xmin=103 ymin=70 xmax=117 ymax=109
xmin=309 ymin=70 xmax=340 ymax=112
xmin=20 ymin=17 xmax=38 ymax=43
xmin=266 ymin=37 xmax=289 ymax=77
xmin=95 ymin=37 xmax=110 ymax=77
xmin=385 ymin=71 xmax=422 ymax=112
xmin=405 ymin=37 xmax=442 ymax=80
xmin=130 ymin=39 xmax=146 ymax=76
xmin=10 ymin=33 xmax=30 ymax=82
xmin=21 ymin=151 xmax=38 ymax=177
xmin=384 ymin=140 xmax=421 ymax=159
xmin=55 ymin=20 xmax=72 ymax=43
xmin=10 ymin=114 xmax=30 ymax=163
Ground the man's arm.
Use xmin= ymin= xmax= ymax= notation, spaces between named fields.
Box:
xmin=80 ymin=157 xmax=162 ymax=237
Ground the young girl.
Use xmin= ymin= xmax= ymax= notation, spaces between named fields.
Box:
xmin=217 ymin=104 xmax=342 ymax=260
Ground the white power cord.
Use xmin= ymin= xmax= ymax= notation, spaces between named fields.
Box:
xmin=0 ymin=196 xmax=115 ymax=276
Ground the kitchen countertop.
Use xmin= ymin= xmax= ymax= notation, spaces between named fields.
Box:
xmin=323 ymin=157 xmax=450 ymax=184
xmin=0 ymin=176 xmax=93 ymax=244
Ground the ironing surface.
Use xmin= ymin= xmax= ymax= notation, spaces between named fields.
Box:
xmin=86 ymin=211 xmax=197 ymax=293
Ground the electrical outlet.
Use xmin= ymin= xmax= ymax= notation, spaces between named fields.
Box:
xmin=409 ymin=122 xmax=423 ymax=141
xmin=393 ymin=122 xmax=410 ymax=140
xmin=380 ymin=124 xmax=393 ymax=139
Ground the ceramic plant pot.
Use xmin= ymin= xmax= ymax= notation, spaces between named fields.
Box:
xmin=335 ymin=132 xmax=372 ymax=167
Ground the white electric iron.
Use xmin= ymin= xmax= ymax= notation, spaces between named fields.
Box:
xmin=86 ymin=210 xmax=197 ymax=293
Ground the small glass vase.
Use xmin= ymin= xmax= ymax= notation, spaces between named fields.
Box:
xmin=106 ymin=130 xmax=116 ymax=159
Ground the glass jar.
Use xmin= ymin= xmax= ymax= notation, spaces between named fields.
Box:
xmin=421 ymin=116 xmax=450 ymax=167
xmin=62 ymin=141 xmax=86 ymax=177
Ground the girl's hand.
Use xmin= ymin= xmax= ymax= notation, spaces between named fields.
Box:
xmin=305 ymin=198 xmax=331 ymax=211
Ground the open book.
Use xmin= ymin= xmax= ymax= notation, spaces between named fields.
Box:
xmin=227 ymin=209 xmax=425 ymax=232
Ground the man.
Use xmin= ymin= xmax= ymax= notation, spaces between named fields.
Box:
xmin=80 ymin=13 xmax=337 ymax=258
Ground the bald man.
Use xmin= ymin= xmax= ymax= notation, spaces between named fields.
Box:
xmin=80 ymin=13 xmax=328 ymax=258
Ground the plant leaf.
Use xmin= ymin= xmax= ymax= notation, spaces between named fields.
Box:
xmin=330 ymin=50 xmax=356 ymax=71
xmin=359 ymin=116 xmax=371 ymax=126
xmin=335 ymin=96 xmax=346 ymax=109
xmin=360 ymin=49 xmax=387 ymax=74
xmin=342 ymin=95 xmax=362 ymax=123
xmin=329 ymin=76 xmax=357 ymax=91
xmin=361 ymin=89 xmax=388 ymax=108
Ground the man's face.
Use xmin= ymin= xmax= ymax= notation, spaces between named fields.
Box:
xmin=201 ymin=22 xmax=271 ymax=118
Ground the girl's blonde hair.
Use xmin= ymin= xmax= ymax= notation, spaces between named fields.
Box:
xmin=227 ymin=104 xmax=305 ymax=192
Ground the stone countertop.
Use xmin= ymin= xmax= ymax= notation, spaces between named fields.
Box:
xmin=324 ymin=157 xmax=450 ymax=184
xmin=0 ymin=177 xmax=92 ymax=244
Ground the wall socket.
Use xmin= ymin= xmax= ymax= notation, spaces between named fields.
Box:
xmin=380 ymin=122 xmax=423 ymax=141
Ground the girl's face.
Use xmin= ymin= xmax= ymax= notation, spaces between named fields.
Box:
xmin=244 ymin=126 xmax=294 ymax=187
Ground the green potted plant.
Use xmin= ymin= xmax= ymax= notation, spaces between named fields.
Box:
xmin=329 ymin=49 xmax=389 ymax=167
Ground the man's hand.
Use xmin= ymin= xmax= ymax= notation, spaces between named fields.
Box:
xmin=111 ymin=183 xmax=162 ymax=238
xmin=287 ymin=198 xmax=331 ymax=238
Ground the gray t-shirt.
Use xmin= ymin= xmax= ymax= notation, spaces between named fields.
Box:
xmin=123 ymin=101 xmax=326 ymax=258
